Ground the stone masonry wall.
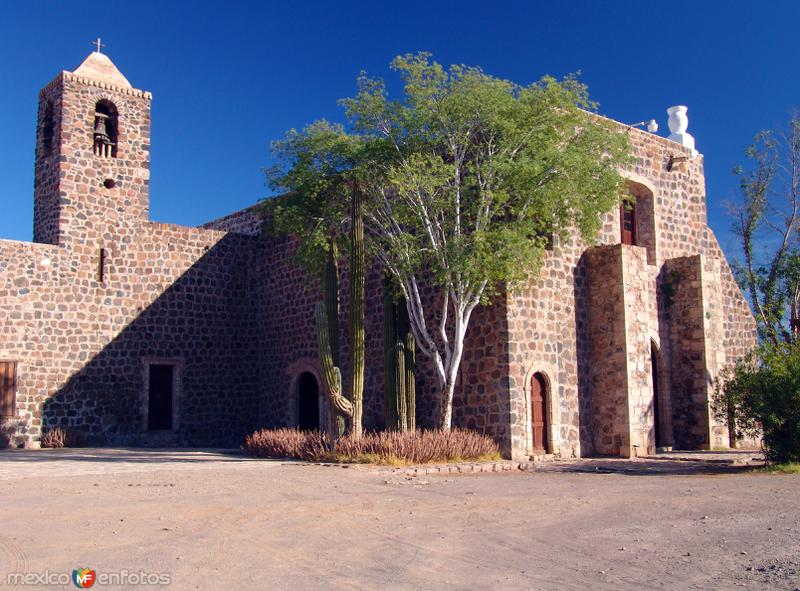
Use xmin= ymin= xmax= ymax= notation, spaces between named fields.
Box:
xmin=0 ymin=70 xmax=262 ymax=447
xmin=620 ymin=245 xmax=658 ymax=456
xmin=664 ymin=254 xmax=728 ymax=449
xmin=0 ymin=224 xmax=263 ymax=446
xmin=586 ymin=245 xmax=630 ymax=456
xmin=503 ymin=124 xmax=756 ymax=459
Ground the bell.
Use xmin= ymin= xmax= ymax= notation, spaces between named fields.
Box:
xmin=93 ymin=113 xmax=111 ymax=144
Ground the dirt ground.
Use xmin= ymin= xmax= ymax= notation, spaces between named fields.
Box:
xmin=0 ymin=449 xmax=798 ymax=591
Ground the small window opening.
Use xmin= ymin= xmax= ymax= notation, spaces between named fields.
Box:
xmin=103 ymin=178 xmax=116 ymax=189
xmin=97 ymin=248 xmax=107 ymax=283
xmin=0 ymin=361 xmax=17 ymax=417
xmin=93 ymin=100 xmax=118 ymax=158
xmin=41 ymin=100 xmax=54 ymax=156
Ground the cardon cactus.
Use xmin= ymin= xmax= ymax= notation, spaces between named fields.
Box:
xmin=395 ymin=339 xmax=407 ymax=432
xmin=396 ymin=295 xmax=416 ymax=430
xmin=348 ymin=183 xmax=365 ymax=437
xmin=405 ymin=331 xmax=416 ymax=431
xmin=383 ymin=277 xmax=416 ymax=431
xmin=315 ymin=303 xmax=353 ymax=420
xmin=383 ymin=276 xmax=399 ymax=429
xmin=324 ymin=238 xmax=346 ymax=437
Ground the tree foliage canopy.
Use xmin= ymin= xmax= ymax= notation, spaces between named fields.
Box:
xmin=731 ymin=114 xmax=800 ymax=345
xmin=717 ymin=114 xmax=800 ymax=462
xmin=265 ymin=53 xmax=630 ymax=427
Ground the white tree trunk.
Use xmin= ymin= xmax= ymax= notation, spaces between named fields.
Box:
xmin=402 ymin=285 xmax=480 ymax=430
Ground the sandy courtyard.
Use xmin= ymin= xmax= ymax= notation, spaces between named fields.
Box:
xmin=0 ymin=449 xmax=798 ymax=590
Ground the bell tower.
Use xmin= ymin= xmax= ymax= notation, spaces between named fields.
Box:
xmin=33 ymin=47 xmax=152 ymax=245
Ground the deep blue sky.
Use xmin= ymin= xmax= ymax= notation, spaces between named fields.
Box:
xmin=1 ymin=1 xmax=798 ymax=259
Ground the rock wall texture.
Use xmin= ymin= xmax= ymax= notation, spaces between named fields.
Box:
xmin=1 ymin=68 xmax=262 ymax=447
xmin=0 ymin=58 xmax=757 ymax=457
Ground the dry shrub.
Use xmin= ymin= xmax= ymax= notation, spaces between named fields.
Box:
xmin=242 ymin=428 xmax=500 ymax=465
xmin=41 ymin=426 xmax=84 ymax=448
xmin=242 ymin=428 xmax=328 ymax=461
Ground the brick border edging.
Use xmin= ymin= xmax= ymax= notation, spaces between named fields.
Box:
xmin=345 ymin=460 xmax=536 ymax=475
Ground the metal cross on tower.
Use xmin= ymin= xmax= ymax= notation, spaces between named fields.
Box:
xmin=92 ymin=38 xmax=105 ymax=53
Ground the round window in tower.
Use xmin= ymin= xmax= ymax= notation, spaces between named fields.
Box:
xmin=103 ymin=178 xmax=116 ymax=189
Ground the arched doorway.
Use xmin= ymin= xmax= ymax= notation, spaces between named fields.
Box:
xmin=530 ymin=372 xmax=550 ymax=453
xmin=650 ymin=341 xmax=664 ymax=447
xmin=297 ymin=372 xmax=320 ymax=431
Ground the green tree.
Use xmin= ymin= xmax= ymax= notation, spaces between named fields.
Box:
xmin=715 ymin=114 xmax=800 ymax=462
xmin=264 ymin=121 xmax=362 ymax=437
xmin=715 ymin=343 xmax=800 ymax=463
xmin=269 ymin=53 xmax=630 ymax=429
xmin=731 ymin=114 xmax=800 ymax=344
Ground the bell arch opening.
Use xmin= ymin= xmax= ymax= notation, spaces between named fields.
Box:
xmin=93 ymin=100 xmax=119 ymax=158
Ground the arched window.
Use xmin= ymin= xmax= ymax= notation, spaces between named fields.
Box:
xmin=620 ymin=201 xmax=636 ymax=245
xmin=621 ymin=181 xmax=657 ymax=264
xmin=93 ymin=100 xmax=118 ymax=158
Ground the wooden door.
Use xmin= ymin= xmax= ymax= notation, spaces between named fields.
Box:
xmin=621 ymin=203 xmax=636 ymax=246
xmin=0 ymin=362 xmax=16 ymax=417
xmin=530 ymin=373 xmax=548 ymax=453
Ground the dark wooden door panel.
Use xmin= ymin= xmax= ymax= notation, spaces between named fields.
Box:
xmin=0 ymin=362 xmax=16 ymax=417
xmin=530 ymin=373 xmax=548 ymax=452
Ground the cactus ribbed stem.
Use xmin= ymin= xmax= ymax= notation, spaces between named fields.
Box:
xmin=348 ymin=183 xmax=365 ymax=437
xmin=383 ymin=279 xmax=417 ymax=432
xmin=396 ymin=339 xmax=407 ymax=432
xmin=315 ymin=303 xmax=353 ymax=418
xmin=383 ymin=276 xmax=399 ymax=430
xmin=325 ymin=240 xmax=340 ymax=366
xmin=405 ymin=331 xmax=416 ymax=431
xmin=396 ymin=299 xmax=416 ymax=430
xmin=324 ymin=238 xmax=345 ymax=437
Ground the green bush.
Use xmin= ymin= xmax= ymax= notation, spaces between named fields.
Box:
xmin=242 ymin=427 xmax=501 ymax=465
xmin=715 ymin=344 xmax=800 ymax=463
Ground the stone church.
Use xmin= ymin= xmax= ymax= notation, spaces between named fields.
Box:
xmin=0 ymin=50 xmax=756 ymax=459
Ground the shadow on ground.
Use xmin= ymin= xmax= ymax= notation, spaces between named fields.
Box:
xmin=0 ymin=448 xmax=252 ymax=464
xmin=538 ymin=458 xmax=760 ymax=476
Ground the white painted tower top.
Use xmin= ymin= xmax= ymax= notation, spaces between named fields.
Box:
xmin=72 ymin=51 xmax=132 ymax=89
